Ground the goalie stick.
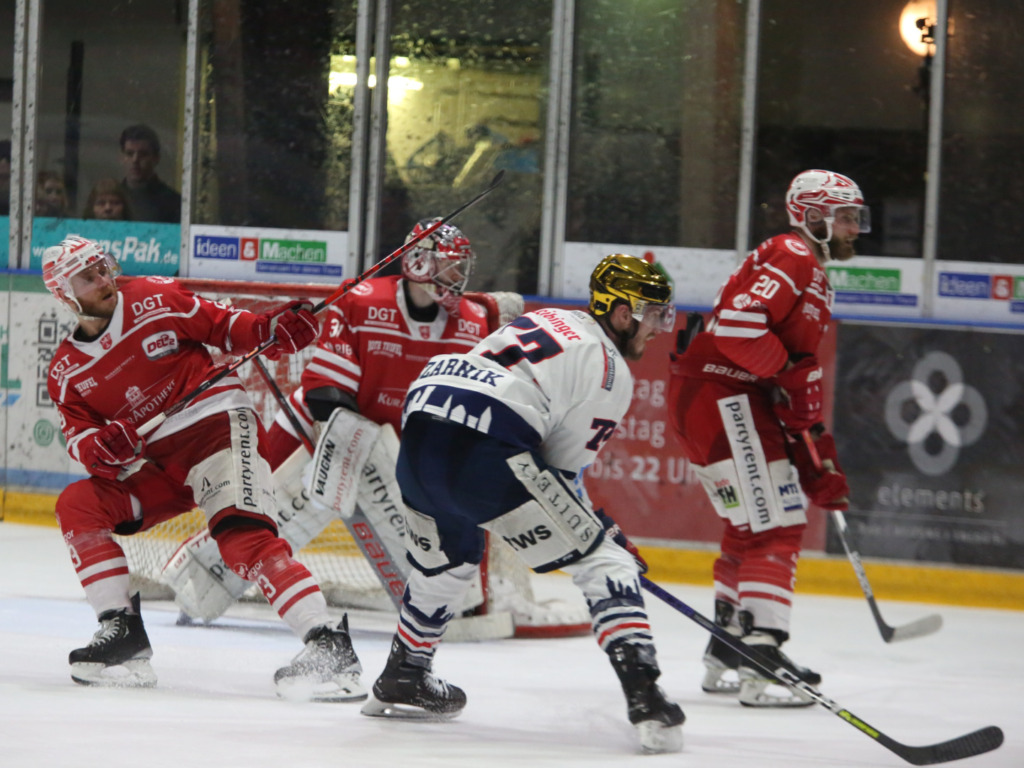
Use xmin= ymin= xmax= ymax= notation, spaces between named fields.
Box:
xmin=137 ymin=170 xmax=506 ymax=438
xmin=640 ymin=577 xmax=1003 ymax=766
xmin=800 ymin=430 xmax=943 ymax=643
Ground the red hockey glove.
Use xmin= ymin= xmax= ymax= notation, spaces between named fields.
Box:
xmin=79 ymin=421 xmax=143 ymax=480
xmin=595 ymin=508 xmax=648 ymax=574
xmin=790 ymin=431 xmax=849 ymax=511
xmin=261 ymin=300 xmax=319 ymax=361
xmin=772 ymin=355 xmax=824 ymax=432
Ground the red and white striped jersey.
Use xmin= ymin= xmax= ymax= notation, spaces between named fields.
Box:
xmin=691 ymin=233 xmax=833 ymax=380
xmin=48 ymin=276 xmax=265 ymax=465
xmin=299 ymin=275 xmax=491 ymax=433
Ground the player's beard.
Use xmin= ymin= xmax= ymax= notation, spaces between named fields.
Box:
xmin=617 ymin=321 xmax=647 ymax=361
xmin=829 ymin=236 xmax=857 ymax=262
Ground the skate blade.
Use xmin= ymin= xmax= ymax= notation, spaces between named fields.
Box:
xmin=637 ymin=721 xmax=683 ymax=754
xmin=738 ymin=679 xmax=814 ymax=708
xmin=701 ymin=665 xmax=740 ymax=694
xmin=70 ymin=659 xmax=157 ymax=688
xmin=276 ymin=674 xmax=368 ymax=703
xmin=360 ymin=694 xmax=462 ymax=721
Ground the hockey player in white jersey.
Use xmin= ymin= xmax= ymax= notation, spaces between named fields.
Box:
xmin=360 ymin=254 xmax=685 ymax=754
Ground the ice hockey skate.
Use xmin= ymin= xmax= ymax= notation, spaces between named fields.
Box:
xmin=701 ymin=600 xmax=743 ymax=694
xmin=69 ymin=593 xmax=156 ymax=688
xmin=274 ymin=614 xmax=366 ymax=702
xmin=361 ymin=636 xmax=466 ymax=720
xmin=738 ymin=630 xmax=820 ymax=708
xmin=609 ymin=643 xmax=684 ymax=754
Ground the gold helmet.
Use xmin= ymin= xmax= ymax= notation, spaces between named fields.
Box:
xmin=589 ymin=253 xmax=675 ymax=331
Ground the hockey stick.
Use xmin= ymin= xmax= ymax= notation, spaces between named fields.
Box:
xmin=640 ymin=577 xmax=1002 ymax=765
xmin=136 ymin=170 xmax=505 ymax=437
xmin=252 ymin=357 xmax=315 ymax=454
xmin=800 ymin=430 xmax=943 ymax=643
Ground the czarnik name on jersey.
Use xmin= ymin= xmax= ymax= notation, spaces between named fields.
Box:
xmin=420 ymin=357 xmax=501 ymax=386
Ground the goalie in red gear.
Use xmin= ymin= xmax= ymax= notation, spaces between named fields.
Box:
xmin=668 ymin=170 xmax=867 ymax=708
xmin=44 ymin=235 xmax=363 ymax=699
xmin=265 ymin=217 xmax=495 ymax=462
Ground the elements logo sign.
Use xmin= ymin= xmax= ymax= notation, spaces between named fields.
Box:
xmin=884 ymin=351 xmax=986 ymax=476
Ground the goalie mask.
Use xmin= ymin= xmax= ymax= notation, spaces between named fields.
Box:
xmin=589 ymin=253 xmax=675 ymax=332
xmin=785 ymin=169 xmax=870 ymax=246
xmin=42 ymin=235 xmax=122 ymax=315
xmin=402 ymin=218 xmax=475 ymax=312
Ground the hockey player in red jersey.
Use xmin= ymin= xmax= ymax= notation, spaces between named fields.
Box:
xmin=44 ymin=235 xmax=365 ymax=699
xmin=668 ymin=170 xmax=866 ymax=707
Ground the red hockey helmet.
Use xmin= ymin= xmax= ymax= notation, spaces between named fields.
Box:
xmin=401 ymin=218 xmax=475 ymax=312
xmin=42 ymin=235 xmax=121 ymax=314
xmin=785 ymin=169 xmax=870 ymax=244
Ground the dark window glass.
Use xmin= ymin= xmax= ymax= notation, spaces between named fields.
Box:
xmin=384 ymin=0 xmax=549 ymax=292
xmin=939 ymin=0 xmax=1024 ymax=263
xmin=196 ymin=0 xmax=355 ymax=230
xmin=36 ymin=0 xmax=186 ymax=224
xmin=568 ymin=0 xmax=745 ymax=249
xmin=755 ymin=0 xmax=928 ymax=257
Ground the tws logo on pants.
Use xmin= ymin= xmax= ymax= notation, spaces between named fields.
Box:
xmin=884 ymin=351 xmax=987 ymax=476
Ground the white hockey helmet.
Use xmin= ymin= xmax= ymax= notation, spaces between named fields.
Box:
xmin=785 ymin=169 xmax=870 ymax=244
xmin=42 ymin=235 xmax=121 ymax=314
xmin=401 ymin=217 xmax=475 ymax=312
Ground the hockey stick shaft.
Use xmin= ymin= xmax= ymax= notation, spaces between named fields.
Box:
xmin=252 ymin=357 xmax=315 ymax=454
xmin=800 ymin=430 xmax=942 ymax=643
xmin=640 ymin=576 xmax=1002 ymax=765
xmin=136 ymin=171 xmax=505 ymax=437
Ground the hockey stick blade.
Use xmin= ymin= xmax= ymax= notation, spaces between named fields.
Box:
xmin=881 ymin=726 xmax=1003 ymax=766
xmin=640 ymin=577 xmax=1003 ymax=765
xmin=887 ymin=612 xmax=943 ymax=643
xmin=832 ymin=509 xmax=944 ymax=644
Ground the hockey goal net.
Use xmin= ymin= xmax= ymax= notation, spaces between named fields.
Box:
xmin=114 ymin=277 xmax=590 ymax=639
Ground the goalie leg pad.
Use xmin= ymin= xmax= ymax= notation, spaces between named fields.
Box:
xmin=273 ymin=443 xmax=336 ymax=551
xmin=161 ymin=529 xmax=250 ymax=622
xmin=307 ymin=407 xmax=381 ymax=518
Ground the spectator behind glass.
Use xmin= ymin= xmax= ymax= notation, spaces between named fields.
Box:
xmin=0 ymin=140 xmax=11 ymax=216
xmin=36 ymin=171 xmax=69 ymax=218
xmin=83 ymin=178 xmax=133 ymax=220
xmin=118 ymin=124 xmax=181 ymax=223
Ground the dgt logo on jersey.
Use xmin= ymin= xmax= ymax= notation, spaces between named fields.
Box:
xmin=142 ymin=331 xmax=179 ymax=360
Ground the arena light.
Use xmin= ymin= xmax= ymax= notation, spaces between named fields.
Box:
xmin=899 ymin=1 xmax=953 ymax=58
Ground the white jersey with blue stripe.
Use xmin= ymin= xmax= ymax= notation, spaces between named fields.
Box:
xmin=403 ymin=307 xmax=633 ymax=474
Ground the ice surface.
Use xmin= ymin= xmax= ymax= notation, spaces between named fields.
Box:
xmin=1 ymin=522 xmax=1019 ymax=768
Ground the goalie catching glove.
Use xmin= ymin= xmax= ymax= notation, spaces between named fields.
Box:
xmin=78 ymin=421 xmax=143 ymax=480
xmin=595 ymin=508 xmax=648 ymax=574
xmin=790 ymin=430 xmax=849 ymax=511
xmin=257 ymin=300 xmax=320 ymax=361
xmin=772 ymin=355 xmax=824 ymax=432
